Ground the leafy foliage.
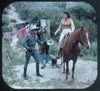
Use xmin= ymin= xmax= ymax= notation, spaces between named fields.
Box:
xmin=80 ymin=41 xmax=97 ymax=61
xmin=2 ymin=15 xmax=10 ymax=25
xmin=2 ymin=2 xmax=97 ymax=60
xmin=12 ymin=2 xmax=97 ymax=41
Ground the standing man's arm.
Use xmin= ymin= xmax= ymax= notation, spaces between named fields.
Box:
xmin=22 ymin=34 xmax=30 ymax=50
xmin=36 ymin=35 xmax=44 ymax=45
xmin=48 ymin=32 xmax=50 ymax=39
xmin=38 ymin=28 xmax=44 ymax=35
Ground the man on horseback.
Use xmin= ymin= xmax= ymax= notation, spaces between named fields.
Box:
xmin=22 ymin=24 xmax=46 ymax=78
xmin=54 ymin=12 xmax=75 ymax=58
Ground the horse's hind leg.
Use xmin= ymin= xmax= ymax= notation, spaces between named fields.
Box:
xmin=60 ymin=50 xmax=63 ymax=66
xmin=60 ymin=56 xmax=63 ymax=66
xmin=62 ymin=56 xmax=65 ymax=73
xmin=63 ymin=62 xmax=65 ymax=73
xmin=65 ymin=61 xmax=69 ymax=80
xmin=72 ymin=59 xmax=76 ymax=81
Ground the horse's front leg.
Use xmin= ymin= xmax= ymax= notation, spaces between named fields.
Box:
xmin=66 ymin=61 xmax=69 ymax=80
xmin=62 ymin=56 xmax=65 ymax=73
xmin=72 ymin=59 xmax=76 ymax=81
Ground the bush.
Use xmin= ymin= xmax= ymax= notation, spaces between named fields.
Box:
xmin=49 ymin=43 xmax=58 ymax=55
xmin=3 ymin=5 xmax=11 ymax=14
xmin=2 ymin=15 xmax=10 ymax=25
xmin=3 ymin=8 xmax=9 ymax=14
xmin=2 ymin=25 xmax=12 ymax=32
xmin=10 ymin=19 xmax=17 ymax=23
xmin=13 ymin=2 xmax=97 ymax=42
xmin=80 ymin=41 xmax=97 ymax=61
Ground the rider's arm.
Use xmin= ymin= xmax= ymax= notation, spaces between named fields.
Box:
xmin=70 ymin=19 xmax=75 ymax=32
xmin=55 ymin=23 xmax=62 ymax=35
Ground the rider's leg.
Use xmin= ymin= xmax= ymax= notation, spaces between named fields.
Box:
xmin=56 ymin=34 xmax=65 ymax=59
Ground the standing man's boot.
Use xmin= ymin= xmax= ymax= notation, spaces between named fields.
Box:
xmin=36 ymin=62 xmax=43 ymax=77
xmin=23 ymin=67 xmax=28 ymax=79
xmin=56 ymin=47 xmax=62 ymax=59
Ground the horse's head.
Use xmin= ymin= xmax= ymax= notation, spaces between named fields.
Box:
xmin=79 ymin=26 xmax=91 ymax=49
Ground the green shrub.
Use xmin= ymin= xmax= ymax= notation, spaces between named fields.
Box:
xmin=13 ymin=2 xmax=97 ymax=42
xmin=3 ymin=8 xmax=9 ymax=14
xmin=3 ymin=5 xmax=11 ymax=14
xmin=2 ymin=25 xmax=12 ymax=32
xmin=81 ymin=19 xmax=97 ymax=42
xmin=10 ymin=19 xmax=17 ymax=23
xmin=2 ymin=39 xmax=25 ymax=71
xmin=49 ymin=44 xmax=58 ymax=55
xmin=80 ymin=41 xmax=97 ymax=61
xmin=2 ymin=15 xmax=10 ymax=25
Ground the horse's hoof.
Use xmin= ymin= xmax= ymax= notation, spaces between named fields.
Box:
xmin=63 ymin=71 xmax=66 ymax=73
xmin=66 ymin=78 xmax=68 ymax=81
xmin=68 ymin=72 xmax=70 ymax=75
xmin=72 ymin=79 xmax=74 ymax=82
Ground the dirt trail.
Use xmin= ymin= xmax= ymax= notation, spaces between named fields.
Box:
xmin=3 ymin=58 xmax=97 ymax=89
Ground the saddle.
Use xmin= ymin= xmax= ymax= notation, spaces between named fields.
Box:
xmin=61 ymin=33 xmax=70 ymax=48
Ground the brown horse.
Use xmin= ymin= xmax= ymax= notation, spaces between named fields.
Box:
xmin=62 ymin=26 xmax=91 ymax=81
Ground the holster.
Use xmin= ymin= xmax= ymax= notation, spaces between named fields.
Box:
xmin=25 ymin=51 xmax=28 ymax=57
xmin=25 ymin=50 xmax=31 ymax=57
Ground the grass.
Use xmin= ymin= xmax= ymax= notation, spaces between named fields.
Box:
xmin=79 ymin=56 xmax=97 ymax=61
xmin=2 ymin=39 xmax=25 ymax=78
xmin=49 ymin=42 xmax=58 ymax=55
xmin=79 ymin=41 xmax=97 ymax=61
xmin=10 ymin=19 xmax=17 ymax=23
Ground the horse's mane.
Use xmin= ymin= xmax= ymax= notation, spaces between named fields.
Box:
xmin=64 ymin=28 xmax=81 ymax=50
xmin=73 ymin=28 xmax=81 ymax=33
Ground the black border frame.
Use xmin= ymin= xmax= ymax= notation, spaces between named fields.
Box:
xmin=0 ymin=0 xmax=100 ymax=91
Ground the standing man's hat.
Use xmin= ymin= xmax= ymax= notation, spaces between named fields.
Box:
xmin=30 ymin=24 xmax=40 ymax=31
xmin=25 ymin=24 xmax=30 ymax=33
xmin=47 ymin=39 xmax=54 ymax=45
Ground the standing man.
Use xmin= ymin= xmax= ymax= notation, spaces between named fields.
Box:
xmin=22 ymin=24 xmax=46 ymax=78
xmin=38 ymin=26 xmax=50 ymax=55
xmin=38 ymin=26 xmax=50 ymax=69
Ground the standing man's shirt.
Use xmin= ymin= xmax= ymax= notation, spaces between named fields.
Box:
xmin=38 ymin=28 xmax=49 ymax=42
xmin=23 ymin=33 xmax=44 ymax=50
